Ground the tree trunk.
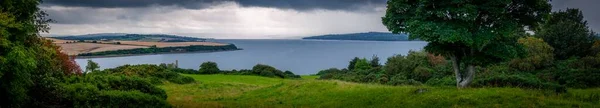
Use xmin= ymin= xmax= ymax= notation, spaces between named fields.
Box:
xmin=450 ymin=55 xmax=476 ymax=88
xmin=450 ymin=56 xmax=462 ymax=87
xmin=458 ymin=65 xmax=475 ymax=88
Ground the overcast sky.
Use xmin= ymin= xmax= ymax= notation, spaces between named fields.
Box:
xmin=41 ymin=0 xmax=599 ymax=39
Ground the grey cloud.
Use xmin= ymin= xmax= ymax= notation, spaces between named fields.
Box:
xmin=42 ymin=0 xmax=387 ymax=11
xmin=552 ymin=0 xmax=600 ymax=32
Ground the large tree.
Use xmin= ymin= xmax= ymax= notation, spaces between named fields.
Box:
xmin=382 ymin=0 xmax=551 ymax=88
xmin=536 ymin=8 xmax=596 ymax=60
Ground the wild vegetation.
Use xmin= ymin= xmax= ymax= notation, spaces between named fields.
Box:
xmin=319 ymin=6 xmax=600 ymax=93
xmin=172 ymin=61 xmax=301 ymax=79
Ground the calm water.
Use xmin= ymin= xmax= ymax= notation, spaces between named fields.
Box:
xmin=75 ymin=39 xmax=427 ymax=75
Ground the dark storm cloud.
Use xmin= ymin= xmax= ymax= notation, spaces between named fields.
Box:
xmin=42 ymin=0 xmax=387 ymax=11
xmin=551 ymin=0 xmax=600 ymax=32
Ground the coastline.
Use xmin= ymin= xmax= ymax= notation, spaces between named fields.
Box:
xmin=75 ymin=48 xmax=242 ymax=59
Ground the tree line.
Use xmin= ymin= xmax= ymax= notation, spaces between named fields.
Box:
xmin=380 ymin=0 xmax=598 ymax=88
xmin=319 ymin=3 xmax=600 ymax=91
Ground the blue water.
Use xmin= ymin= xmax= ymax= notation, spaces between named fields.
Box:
xmin=75 ymin=39 xmax=427 ymax=75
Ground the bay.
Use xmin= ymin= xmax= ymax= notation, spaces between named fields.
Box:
xmin=76 ymin=39 xmax=427 ymax=75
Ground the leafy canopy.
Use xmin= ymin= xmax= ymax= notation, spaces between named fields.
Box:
xmin=382 ymin=0 xmax=551 ymax=65
xmin=536 ymin=8 xmax=596 ymax=59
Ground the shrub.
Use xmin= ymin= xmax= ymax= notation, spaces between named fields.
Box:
xmin=93 ymin=64 xmax=194 ymax=84
xmin=61 ymin=76 xmax=171 ymax=107
xmin=94 ymin=90 xmax=171 ymax=108
xmin=425 ymin=76 xmax=456 ymax=86
xmin=199 ymin=61 xmax=220 ymax=74
xmin=412 ymin=66 xmax=433 ymax=82
xmin=558 ymin=69 xmax=600 ymax=88
xmin=387 ymin=75 xmax=422 ymax=86
xmin=473 ymin=73 xmax=563 ymax=90
xmin=317 ymin=68 xmax=341 ymax=75
xmin=353 ymin=58 xmax=371 ymax=71
xmin=252 ymin=64 xmax=300 ymax=78
xmin=509 ymin=37 xmax=554 ymax=71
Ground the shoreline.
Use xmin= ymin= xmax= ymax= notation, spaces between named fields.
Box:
xmin=75 ymin=48 xmax=242 ymax=59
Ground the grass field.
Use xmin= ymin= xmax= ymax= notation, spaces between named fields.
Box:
xmin=160 ymin=74 xmax=600 ymax=108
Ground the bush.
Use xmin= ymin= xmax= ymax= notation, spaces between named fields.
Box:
xmin=473 ymin=73 xmax=563 ymax=91
xmin=412 ymin=66 xmax=433 ymax=82
xmin=199 ymin=61 xmax=220 ymax=74
xmin=252 ymin=64 xmax=300 ymax=78
xmin=425 ymin=76 xmax=455 ymax=86
xmin=64 ymin=75 xmax=167 ymax=99
xmin=92 ymin=64 xmax=194 ymax=84
xmin=61 ymin=75 xmax=171 ymax=107
xmin=169 ymin=76 xmax=195 ymax=84
xmin=94 ymin=90 xmax=171 ymax=108
xmin=509 ymin=37 xmax=554 ymax=71
xmin=387 ymin=75 xmax=422 ymax=86
xmin=559 ymin=69 xmax=600 ymax=88
xmin=317 ymin=68 xmax=341 ymax=75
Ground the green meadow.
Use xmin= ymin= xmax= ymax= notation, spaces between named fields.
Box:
xmin=160 ymin=74 xmax=600 ymax=108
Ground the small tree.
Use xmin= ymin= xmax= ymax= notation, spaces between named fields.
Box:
xmin=370 ymin=55 xmax=381 ymax=67
xmin=509 ymin=37 xmax=554 ymax=71
xmin=382 ymin=0 xmax=551 ymax=88
xmin=199 ymin=61 xmax=220 ymax=74
xmin=86 ymin=60 xmax=99 ymax=73
xmin=536 ymin=8 xmax=596 ymax=59
xmin=348 ymin=57 xmax=360 ymax=70
xmin=353 ymin=58 xmax=371 ymax=71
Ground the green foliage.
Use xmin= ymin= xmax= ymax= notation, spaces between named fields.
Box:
xmin=93 ymin=64 xmax=195 ymax=84
xmin=86 ymin=60 xmax=99 ymax=73
xmin=382 ymin=0 xmax=551 ymax=88
xmin=536 ymin=8 xmax=597 ymax=59
xmin=382 ymin=0 xmax=550 ymax=65
xmin=347 ymin=57 xmax=359 ymax=70
xmin=509 ymin=37 xmax=555 ymax=71
xmin=425 ymin=76 xmax=456 ymax=86
xmin=370 ymin=55 xmax=381 ymax=67
xmin=252 ymin=64 xmax=300 ymax=78
xmin=353 ymin=58 xmax=371 ymax=71
xmin=63 ymin=75 xmax=167 ymax=99
xmin=199 ymin=61 xmax=220 ymax=74
xmin=322 ymin=51 xmax=450 ymax=86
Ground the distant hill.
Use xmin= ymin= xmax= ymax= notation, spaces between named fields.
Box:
xmin=52 ymin=33 xmax=207 ymax=42
xmin=302 ymin=32 xmax=412 ymax=41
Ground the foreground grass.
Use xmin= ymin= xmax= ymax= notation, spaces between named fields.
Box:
xmin=160 ymin=74 xmax=599 ymax=107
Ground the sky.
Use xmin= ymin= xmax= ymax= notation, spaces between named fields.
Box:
xmin=41 ymin=0 xmax=599 ymax=39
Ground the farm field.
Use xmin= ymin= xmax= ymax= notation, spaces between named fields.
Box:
xmin=160 ymin=74 xmax=600 ymax=108
xmin=47 ymin=38 xmax=230 ymax=55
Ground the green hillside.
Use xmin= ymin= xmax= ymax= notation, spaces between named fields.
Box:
xmin=160 ymin=74 xmax=599 ymax=107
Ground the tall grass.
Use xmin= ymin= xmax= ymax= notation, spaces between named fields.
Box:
xmin=160 ymin=74 xmax=599 ymax=107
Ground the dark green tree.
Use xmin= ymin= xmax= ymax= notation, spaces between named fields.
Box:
xmin=370 ymin=55 xmax=381 ymax=67
xmin=536 ymin=8 xmax=596 ymax=59
xmin=348 ymin=57 xmax=360 ymax=70
xmin=199 ymin=61 xmax=220 ymax=74
xmin=353 ymin=58 xmax=371 ymax=71
xmin=382 ymin=0 xmax=551 ymax=88
xmin=86 ymin=60 xmax=100 ymax=73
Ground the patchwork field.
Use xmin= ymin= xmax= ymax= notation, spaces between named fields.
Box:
xmin=160 ymin=74 xmax=600 ymax=108
xmin=47 ymin=38 xmax=230 ymax=55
